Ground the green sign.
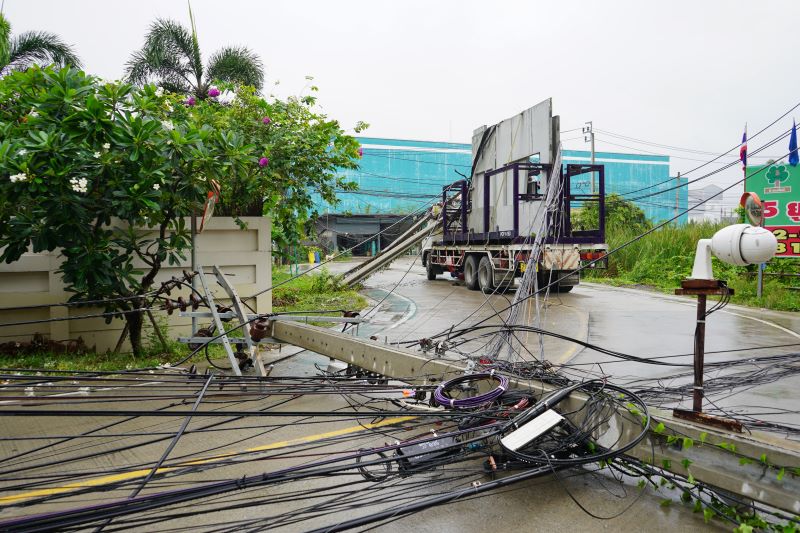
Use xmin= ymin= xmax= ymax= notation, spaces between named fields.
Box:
xmin=746 ymin=163 xmax=800 ymax=257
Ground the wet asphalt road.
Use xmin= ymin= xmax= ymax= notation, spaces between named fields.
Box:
xmin=346 ymin=257 xmax=800 ymax=425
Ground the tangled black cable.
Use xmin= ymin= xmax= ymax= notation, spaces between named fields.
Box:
xmin=498 ymin=381 xmax=651 ymax=467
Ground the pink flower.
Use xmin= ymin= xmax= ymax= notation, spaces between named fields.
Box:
xmin=262 ymin=116 xmax=271 ymax=125
xmin=259 ymin=157 xmax=269 ymax=167
xmin=184 ymin=96 xmax=196 ymax=106
xmin=358 ymin=147 xmax=364 ymax=158
xmin=208 ymin=87 xmax=221 ymax=98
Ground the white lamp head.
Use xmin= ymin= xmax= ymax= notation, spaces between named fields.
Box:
xmin=691 ymin=224 xmax=778 ymax=280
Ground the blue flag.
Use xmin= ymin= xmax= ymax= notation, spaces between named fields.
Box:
xmin=790 ymin=119 xmax=799 ymax=167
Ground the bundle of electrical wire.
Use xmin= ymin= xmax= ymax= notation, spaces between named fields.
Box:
xmin=433 ymin=372 xmax=509 ymax=408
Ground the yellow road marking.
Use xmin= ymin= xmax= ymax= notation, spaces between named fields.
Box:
xmin=0 ymin=415 xmax=415 ymax=505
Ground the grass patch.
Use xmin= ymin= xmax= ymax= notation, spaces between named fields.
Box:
xmin=0 ymin=268 xmax=368 ymax=372
xmin=272 ymin=267 xmax=367 ymax=315
xmin=586 ymin=221 xmax=800 ymax=312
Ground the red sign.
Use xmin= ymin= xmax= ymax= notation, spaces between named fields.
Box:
xmin=770 ymin=226 xmax=800 ymax=256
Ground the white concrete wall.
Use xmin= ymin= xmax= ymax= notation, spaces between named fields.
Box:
xmin=0 ymin=216 xmax=271 ymax=353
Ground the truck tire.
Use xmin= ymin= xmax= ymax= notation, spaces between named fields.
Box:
xmin=478 ymin=256 xmax=495 ymax=293
xmin=464 ymin=255 xmax=479 ymax=291
xmin=426 ymin=260 xmax=438 ymax=280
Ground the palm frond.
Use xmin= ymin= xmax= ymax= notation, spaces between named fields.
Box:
xmin=124 ymin=18 xmax=202 ymax=89
xmin=0 ymin=14 xmax=11 ymax=68
xmin=186 ymin=3 xmax=203 ymax=84
xmin=206 ymin=46 xmax=263 ymax=90
xmin=7 ymin=30 xmax=82 ymax=71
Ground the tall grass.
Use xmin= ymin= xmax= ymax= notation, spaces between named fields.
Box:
xmin=587 ymin=222 xmax=800 ymax=311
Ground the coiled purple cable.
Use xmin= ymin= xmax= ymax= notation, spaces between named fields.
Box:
xmin=434 ymin=372 xmax=509 ymax=409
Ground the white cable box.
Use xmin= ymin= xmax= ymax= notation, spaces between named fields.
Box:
xmin=501 ymin=409 xmax=564 ymax=452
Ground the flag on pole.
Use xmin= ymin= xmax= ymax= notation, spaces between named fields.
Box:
xmin=790 ymin=119 xmax=798 ymax=167
xmin=739 ymin=125 xmax=747 ymax=173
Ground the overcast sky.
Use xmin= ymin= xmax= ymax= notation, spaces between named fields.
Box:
xmin=4 ymin=0 xmax=799 ymax=189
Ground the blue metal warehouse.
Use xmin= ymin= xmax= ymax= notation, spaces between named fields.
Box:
xmin=312 ymin=137 xmax=687 ymax=254
xmin=314 ymin=137 xmax=687 ymax=223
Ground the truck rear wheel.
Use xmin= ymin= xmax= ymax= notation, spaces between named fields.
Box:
xmin=464 ymin=255 xmax=479 ymax=290
xmin=478 ymin=256 xmax=495 ymax=293
xmin=426 ymin=260 xmax=438 ymax=280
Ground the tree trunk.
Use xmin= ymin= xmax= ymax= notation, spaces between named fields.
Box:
xmin=125 ymin=309 xmax=144 ymax=356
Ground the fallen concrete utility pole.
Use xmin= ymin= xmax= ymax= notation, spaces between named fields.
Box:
xmin=341 ymin=188 xmax=464 ymax=287
xmin=269 ymin=319 xmax=800 ymax=516
xmin=341 ymin=215 xmax=440 ymax=287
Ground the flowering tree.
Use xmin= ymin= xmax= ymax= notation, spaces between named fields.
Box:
xmin=0 ymin=66 xmax=257 ymax=354
xmin=175 ymin=84 xmax=365 ymax=257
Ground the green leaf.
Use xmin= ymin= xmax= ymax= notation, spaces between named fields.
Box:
xmin=682 ymin=437 xmax=694 ymax=450
xmin=681 ymin=458 xmax=693 ymax=469
xmin=703 ymin=508 xmax=715 ymax=523
xmin=699 ymin=432 xmax=708 ymax=444
xmin=739 ymin=457 xmax=753 ymax=466
xmin=653 ymin=422 xmax=665 ymax=434
xmin=660 ymin=499 xmax=672 ymax=508
xmin=735 ymin=524 xmax=754 ymax=533
xmin=662 ymin=459 xmax=672 ymax=469
xmin=759 ymin=453 xmax=768 ymax=465
xmin=777 ymin=467 xmax=785 ymax=481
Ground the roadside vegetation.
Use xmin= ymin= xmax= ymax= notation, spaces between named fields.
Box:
xmin=0 ymin=269 xmax=367 ymax=372
xmin=272 ymin=267 xmax=366 ymax=315
xmin=578 ymin=195 xmax=800 ymax=312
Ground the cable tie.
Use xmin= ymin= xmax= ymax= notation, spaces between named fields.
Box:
xmin=450 ymin=398 xmax=455 ymax=407
xmin=697 ymin=320 xmax=706 ymax=324
xmin=692 ymin=386 xmax=704 ymax=390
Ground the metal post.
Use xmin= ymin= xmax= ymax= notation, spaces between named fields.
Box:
xmin=190 ymin=213 xmax=197 ymax=336
xmin=675 ymin=172 xmax=680 ymax=221
xmin=693 ymin=294 xmax=707 ymax=412
xmin=583 ymin=121 xmax=595 ymax=194
xmin=512 ymin=165 xmax=519 ymax=237
xmin=757 ymin=262 xmax=765 ymax=299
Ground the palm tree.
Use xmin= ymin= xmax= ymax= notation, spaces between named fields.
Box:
xmin=0 ymin=14 xmax=82 ymax=73
xmin=125 ymin=8 xmax=263 ymax=100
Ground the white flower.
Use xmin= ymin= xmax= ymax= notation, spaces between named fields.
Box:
xmin=216 ymin=90 xmax=237 ymax=106
xmin=152 ymin=183 xmax=160 ymax=191
xmin=161 ymin=120 xmax=174 ymax=131
xmin=102 ymin=143 xmax=110 ymax=150
xmin=165 ymin=102 xmax=173 ymax=113
xmin=17 ymin=149 xmax=27 ymax=157
xmin=93 ymin=152 xmax=101 ymax=159
xmin=9 ymin=172 xmax=28 ymax=183
xmin=70 ymin=177 xmax=89 ymax=193
xmin=28 ymin=108 xmax=39 ymax=118
xmin=155 ymin=87 xmax=164 ymax=97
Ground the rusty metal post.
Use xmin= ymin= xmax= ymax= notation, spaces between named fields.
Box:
xmin=693 ymin=294 xmax=706 ymax=412
xmin=674 ymin=279 xmax=739 ymax=431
